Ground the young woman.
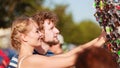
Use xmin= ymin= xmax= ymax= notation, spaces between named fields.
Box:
xmin=11 ymin=13 xmax=107 ymax=68
xmin=11 ymin=17 xmax=44 ymax=68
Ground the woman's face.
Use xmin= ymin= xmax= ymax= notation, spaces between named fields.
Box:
xmin=24 ymin=20 xmax=44 ymax=47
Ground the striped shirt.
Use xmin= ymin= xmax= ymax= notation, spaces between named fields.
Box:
xmin=7 ymin=50 xmax=54 ymax=68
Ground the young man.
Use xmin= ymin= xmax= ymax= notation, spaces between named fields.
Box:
xmin=32 ymin=11 xmax=106 ymax=48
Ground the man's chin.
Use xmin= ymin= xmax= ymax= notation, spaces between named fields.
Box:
xmin=46 ymin=41 xmax=59 ymax=45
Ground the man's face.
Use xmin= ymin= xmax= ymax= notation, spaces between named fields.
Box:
xmin=43 ymin=19 xmax=60 ymax=45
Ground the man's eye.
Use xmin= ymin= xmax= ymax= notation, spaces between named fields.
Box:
xmin=51 ymin=27 xmax=54 ymax=30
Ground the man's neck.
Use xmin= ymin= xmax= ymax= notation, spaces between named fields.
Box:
xmin=41 ymin=42 xmax=50 ymax=54
xmin=34 ymin=42 xmax=50 ymax=55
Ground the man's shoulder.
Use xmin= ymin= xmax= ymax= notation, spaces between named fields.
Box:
xmin=45 ymin=50 xmax=54 ymax=56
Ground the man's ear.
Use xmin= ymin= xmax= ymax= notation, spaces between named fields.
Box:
xmin=21 ymin=33 xmax=27 ymax=42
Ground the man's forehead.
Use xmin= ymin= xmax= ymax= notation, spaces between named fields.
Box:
xmin=44 ymin=19 xmax=53 ymax=24
xmin=44 ymin=20 xmax=54 ymax=26
xmin=44 ymin=20 xmax=50 ymax=24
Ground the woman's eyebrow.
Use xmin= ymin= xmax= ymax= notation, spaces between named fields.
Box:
xmin=37 ymin=28 xmax=40 ymax=30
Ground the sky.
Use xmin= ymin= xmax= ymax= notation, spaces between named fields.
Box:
xmin=43 ymin=0 xmax=97 ymax=23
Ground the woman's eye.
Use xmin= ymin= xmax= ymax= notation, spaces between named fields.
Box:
xmin=36 ymin=30 xmax=39 ymax=33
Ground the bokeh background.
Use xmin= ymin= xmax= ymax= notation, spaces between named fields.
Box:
xmin=0 ymin=0 xmax=102 ymax=49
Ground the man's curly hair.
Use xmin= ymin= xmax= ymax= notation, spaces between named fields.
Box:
xmin=32 ymin=11 xmax=58 ymax=30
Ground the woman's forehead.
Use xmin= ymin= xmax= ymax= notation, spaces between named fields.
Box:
xmin=25 ymin=19 xmax=38 ymax=31
xmin=29 ymin=18 xmax=39 ymax=27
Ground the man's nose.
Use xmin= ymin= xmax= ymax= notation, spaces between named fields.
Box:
xmin=55 ymin=28 xmax=60 ymax=34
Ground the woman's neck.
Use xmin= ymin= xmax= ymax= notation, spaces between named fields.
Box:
xmin=19 ymin=43 xmax=34 ymax=58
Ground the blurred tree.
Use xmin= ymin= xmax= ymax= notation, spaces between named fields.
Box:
xmin=53 ymin=5 xmax=101 ymax=45
xmin=0 ymin=0 xmax=44 ymax=28
xmin=53 ymin=5 xmax=76 ymax=43
xmin=60 ymin=20 xmax=101 ymax=45
xmin=76 ymin=20 xmax=101 ymax=45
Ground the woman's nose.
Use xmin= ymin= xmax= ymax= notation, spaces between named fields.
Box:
xmin=39 ymin=32 xmax=44 ymax=38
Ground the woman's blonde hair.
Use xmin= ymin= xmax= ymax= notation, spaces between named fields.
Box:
xmin=11 ymin=16 xmax=33 ymax=51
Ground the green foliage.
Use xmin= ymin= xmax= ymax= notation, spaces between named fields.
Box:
xmin=0 ymin=0 xmax=44 ymax=28
xmin=61 ymin=20 xmax=101 ymax=45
